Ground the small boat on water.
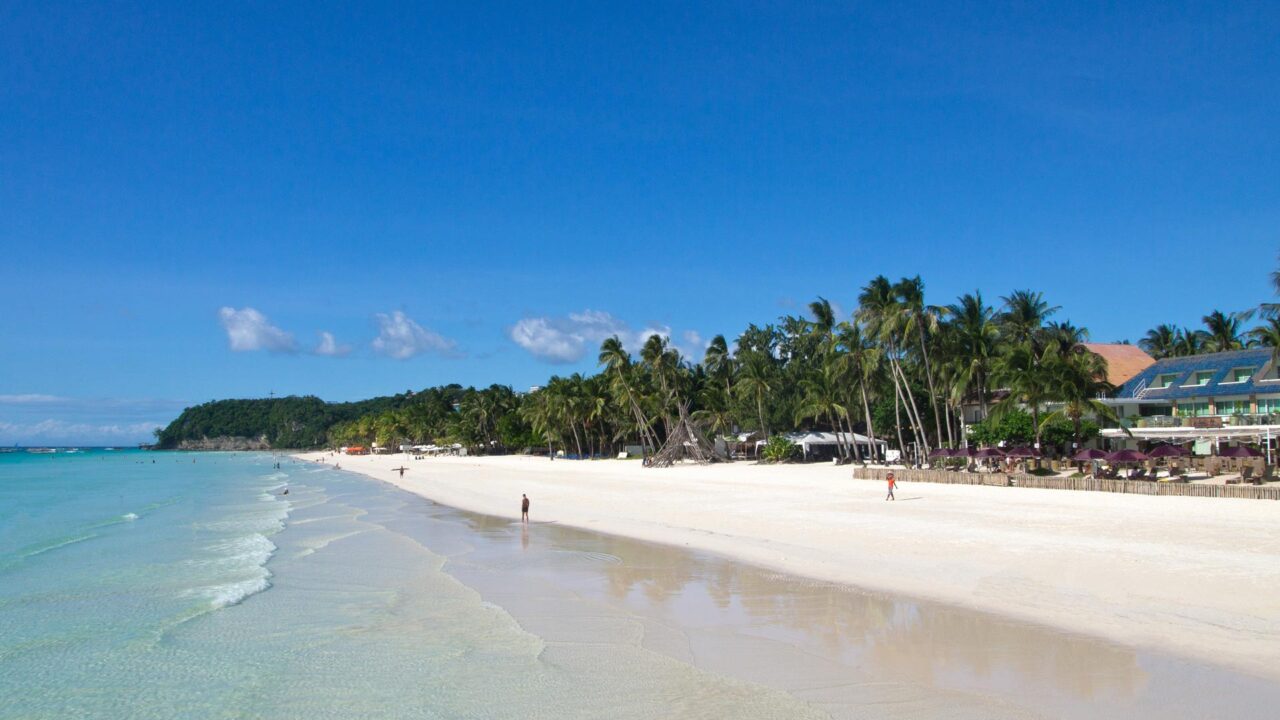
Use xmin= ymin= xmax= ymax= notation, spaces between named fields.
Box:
xmin=28 ymin=448 xmax=57 ymax=454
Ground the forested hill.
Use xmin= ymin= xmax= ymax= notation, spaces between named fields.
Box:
xmin=153 ymin=393 xmax=428 ymax=449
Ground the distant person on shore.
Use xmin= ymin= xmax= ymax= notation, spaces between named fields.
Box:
xmin=886 ymin=472 xmax=897 ymax=501
xmin=521 ymin=494 xmax=530 ymax=523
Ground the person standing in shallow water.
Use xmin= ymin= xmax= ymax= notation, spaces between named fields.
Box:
xmin=521 ymin=494 xmax=530 ymax=523
xmin=885 ymin=471 xmax=897 ymax=501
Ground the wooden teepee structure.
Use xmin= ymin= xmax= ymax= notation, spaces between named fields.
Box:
xmin=648 ymin=402 xmax=727 ymax=468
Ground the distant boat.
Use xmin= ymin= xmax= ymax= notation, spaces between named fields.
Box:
xmin=65 ymin=448 xmax=83 ymax=454
xmin=28 ymin=448 xmax=57 ymax=454
xmin=104 ymin=447 xmax=117 ymax=451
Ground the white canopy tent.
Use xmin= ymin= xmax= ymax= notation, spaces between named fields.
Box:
xmin=756 ymin=431 xmax=888 ymax=461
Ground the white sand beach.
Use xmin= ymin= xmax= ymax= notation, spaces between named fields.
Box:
xmin=296 ymin=452 xmax=1280 ymax=680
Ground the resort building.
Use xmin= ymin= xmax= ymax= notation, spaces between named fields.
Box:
xmin=1100 ymin=348 xmax=1280 ymax=455
xmin=960 ymin=343 xmax=1155 ymax=425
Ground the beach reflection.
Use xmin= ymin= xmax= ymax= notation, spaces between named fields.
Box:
xmin=495 ymin=517 xmax=1148 ymax=704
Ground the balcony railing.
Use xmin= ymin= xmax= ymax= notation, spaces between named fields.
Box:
xmin=1121 ymin=414 xmax=1280 ymax=428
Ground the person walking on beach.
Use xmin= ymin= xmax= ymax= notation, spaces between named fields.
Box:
xmin=521 ymin=494 xmax=530 ymax=523
xmin=885 ymin=471 xmax=897 ymax=501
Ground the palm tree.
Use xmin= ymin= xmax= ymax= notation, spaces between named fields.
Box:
xmin=1039 ymin=349 xmax=1123 ymax=449
xmin=859 ymin=276 xmax=929 ymax=458
xmin=998 ymin=290 xmax=1060 ymax=349
xmin=794 ymin=364 xmax=849 ymax=460
xmin=641 ymin=334 xmax=682 ymax=437
xmin=1248 ymin=317 xmax=1280 ymax=352
xmin=1042 ymin=321 xmax=1088 ymax=357
xmin=992 ymin=343 xmax=1051 ymax=451
xmin=519 ymin=387 xmax=558 ymax=457
xmin=835 ymin=320 xmax=881 ymax=460
xmin=703 ymin=334 xmax=735 ymax=401
xmin=1140 ymin=324 xmax=1181 ymax=359
xmin=735 ymin=354 xmax=775 ymax=438
xmin=895 ymin=276 xmax=948 ymax=446
xmin=1177 ymin=327 xmax=1207 ymax=356
xmin=599 ymin=336 xmax=658 ymax=456
xmin=944 ymin=291 xmax=998 ymax=426
xmin=806 ymin=297 xmax=853 ymax=457
xmin=1201 ymin=310 xmax=1244 ymax=352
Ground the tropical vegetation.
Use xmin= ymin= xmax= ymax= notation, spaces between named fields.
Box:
xmin=157 ymin=261 xmax=1280 ymax=461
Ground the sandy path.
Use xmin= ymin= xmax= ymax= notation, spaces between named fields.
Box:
xmin=295 ymin=452 xmax=1280 ymax=680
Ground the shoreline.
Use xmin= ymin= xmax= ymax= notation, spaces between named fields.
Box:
xmin=295 ymin=451 xmax=1280 ymax=681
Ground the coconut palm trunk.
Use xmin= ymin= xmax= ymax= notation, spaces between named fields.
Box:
xmin=860 ymin=385 xmax=878 ymax=462
xmin=892 ymin=386 xmax=907 ymax=462
xmin=889 ymin=349 xmax=929 ymax=455
xmin=917 ymin=322 xmax=945 ymax=447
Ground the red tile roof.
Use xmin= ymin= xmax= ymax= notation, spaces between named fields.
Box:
xmin=1080 ymin=343 xmax=1156 ymax=387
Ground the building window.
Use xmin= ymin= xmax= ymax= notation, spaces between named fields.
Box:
xmin=1183 ymin=371 xmax=1214 ymax=387
xmin=1156 ymin=373 xmax=1180 ymax=389
xmin=1227 ymin=367 xmax=1254 ymax=383
xmin=1257 ymin=398 xmax=1280 ymax=415
xmin=1177 ymin=401 xmax=1211 ymax=417
xmin=1216 ymin=399 xmax=1249 ymax=416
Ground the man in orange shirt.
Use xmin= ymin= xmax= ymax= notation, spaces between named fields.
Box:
xmin=886 ymin=471 xmax=896 ymax=501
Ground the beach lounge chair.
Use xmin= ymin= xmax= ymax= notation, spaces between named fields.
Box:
xmin=1241 ymin=466 xmax=1255 ymax=484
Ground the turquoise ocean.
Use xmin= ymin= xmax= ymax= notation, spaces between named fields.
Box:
xmin=0 ymin=450 xmax=832 ymax=719
xmin=2 ymin=450 xmax=1276 ymax=719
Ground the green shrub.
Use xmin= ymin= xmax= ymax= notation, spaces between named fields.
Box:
xmin=761 ymin=435 xmax=797 ymax=463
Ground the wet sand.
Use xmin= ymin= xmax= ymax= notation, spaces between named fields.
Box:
xmin=298 ymin=452 xmax=1280 ymax=684
xmin=392 ymin=485 xmax=1280 ymax=719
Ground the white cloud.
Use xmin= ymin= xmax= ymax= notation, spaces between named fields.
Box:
xmin=0 ymin=419 xmax=163 ymax=445
xmin=682 ymin=330 xmax=706 ymax=350
xmin=371 ymin=311 xmax=458 ymax=360
xmin=508 ymin=309 xmax=703 ymax=364
xmin=509 ymin=317 xmax=586 ymax=363
xmin=313 ymin=331 xmax=352 ymax=357
xmin=217 ymin=307 xmax=297 ymax=353
xmin=0 ymin=394 xmax=65 ymax=404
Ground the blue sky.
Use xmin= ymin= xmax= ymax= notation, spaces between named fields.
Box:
xmin=2 ymin=2 xmax=1278 ymax=444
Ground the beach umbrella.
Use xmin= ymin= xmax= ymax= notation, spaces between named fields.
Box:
xmin=1106 ymin=449 xmax=1148 ymax=463
xmin=1004 ymin=446 xmax=1041 ymax=458
xmin=928 ymin=447 xmax=955 ymax=458
xmin=1071 ymin=448 xmax=1108 ymax=461
xmin=972 ymin=447 xmax=1006 ymax=459
xmin=1219 ymin=445 xmax=1262 ymax=458
xmin=1147 ymin=444 xmax=1189 ymax=458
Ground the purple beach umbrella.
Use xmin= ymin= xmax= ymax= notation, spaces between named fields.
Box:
xmin=1004 ymin=446 xmax=1041 ymax=458
xmin=928 ymin=447 xmax=955 ymax=458
xmin=973 ymin=447 xmax=1006 ymax=459
xmin=1106 ymin=449 xmax=1149 ymax=463
xmin=1072 ymin=448 xmax=1108 ymax=461
xmin=1219 ymin=445 xmax=1263 ymax=458
xmin=1147 ymin=444 xmax=1190 ymax=458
